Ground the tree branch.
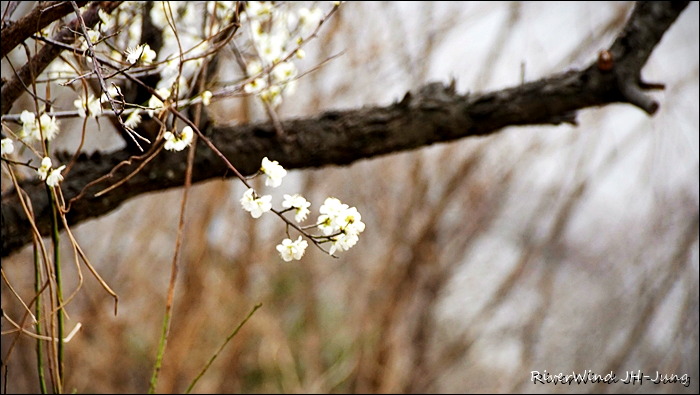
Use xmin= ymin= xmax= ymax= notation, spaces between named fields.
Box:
xmin=0 ymin=1 xmax=122 ymax=115
xmin=1 ymin=1 xmax=88 ymax=59
xmin=1 ymin=1 xmax=690 ymax=257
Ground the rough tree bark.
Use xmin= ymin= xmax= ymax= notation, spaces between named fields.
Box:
xmin=0 ymin=2 xmax=690 ymax=257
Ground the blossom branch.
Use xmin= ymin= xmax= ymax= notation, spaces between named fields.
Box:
xmin=1 ymin=1 xmax=690 ymax=257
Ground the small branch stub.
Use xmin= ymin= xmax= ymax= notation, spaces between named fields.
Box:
xmin=598 ymin=50 xmax=614 ymax=71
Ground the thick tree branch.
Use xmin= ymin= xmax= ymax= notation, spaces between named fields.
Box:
xmin=1 ymin=1 xmax=88 ymax=59
xmin=0 ymin=1 xmax=122 ymax=115
xmin=1 ymin=1 xmax=689 ymax=257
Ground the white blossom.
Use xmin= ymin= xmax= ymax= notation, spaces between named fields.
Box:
xmin=202 ymin=91 xmax=212 ymax=106
xmin=246 ymin=1 xmax=274 ymax=19
xmin=126 ymin=44 xmax=157 ymax=65
xmin=329 ymin=232 xmax=359 ymax=255
xmin=37 ymin=157 xmax=52 ymax=180
xmin=298 ymin=8 xmax=323 ymax=35
xmin=272 ymin=62 xmax=297 ymax=84
xmin=124 ymin=110 xmax=142 ymax=129
xmin=20 ymin=111 xmax=38 ymax=140
xmin=260 ymin=157 xmax=287 ymax=187
xmin=244 ymin=78 xmax=267 ymax=94
xmin=74 ymin=94 xmax=102 ymax=118
xmin=23 ymin=112 xmax=60 ymax=142
xmin=38 ymin=113 xmax=60 ymax=141
xmin=317 ymin=197 xmax=349 ymax=236
xmin=147 ymin=88 xmax=170 ymax=117
xmin=246 ymin=60 xmax=263 ymax=76
xmin=276 ymin=236 xmax=308 ymax=261
xmin=1 ymin=138 xmax=14 ymax=156
xmin=283 ymin=194 xmax=311 ymax=222
xmin=80 ymin=29 xmax=101 ymax=50
xmin=240 ymin=188 xmax=272 ymax=218
xmin=46 ymin=165 xmax=66 ymax=187
xmin=337 ymin=206 xmax=365 ymax=235
xmin=101 ymin=85 xmax=122 ymax=103
xmin=260 ymin=85 xmax=282 ymax=107
xmin=163 ymin=126 xmax=194 ymax=152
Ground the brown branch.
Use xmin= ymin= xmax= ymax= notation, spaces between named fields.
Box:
xmin=1 ymin=1 xmax=88 ymax=58
xmin=0 ymin=1 xmax=690 ymax=257
xmin=0 ymin=1 xmax=122 ymax=115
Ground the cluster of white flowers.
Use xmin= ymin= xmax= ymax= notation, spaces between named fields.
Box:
xmin=36 ymin=157 xmax=66 ymax=187
xmin=317 ymin=198 xmax=365 ymax=255
xmin=19 ymin=111 xmax=60 ymax=142
xmin=74 ymin=94 xmax=102 ymax=118
xmin=240 ymin=157 xmax=364 ymax=261
xmin=163 ymin=126 xmax=194 ymax=152
xmin=276 ymin=236 xmax=308 ymax=262
xmin=241 ymin=2 xmax=330 ymax=108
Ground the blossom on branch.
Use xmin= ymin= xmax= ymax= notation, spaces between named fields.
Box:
xmin=283 ymin=194 xmax=311 ymax=222
xmin=240 ymin=188 xmax=272 ymax=218
xmin=46 ymin=165 xmax=66 ymax=187
xmin=1 ymin=138 xmax=14 ymax=156
xmin=276 ymin=236 xmax=308 ymax=262
xmin=163 ymin=126 xmax=194 ymax=152
xmin=261 ymin=157 xmax=287 ymax=187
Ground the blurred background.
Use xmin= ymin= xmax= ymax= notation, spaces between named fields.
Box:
xmin=2 ymin=2 xmax=698 ymax=393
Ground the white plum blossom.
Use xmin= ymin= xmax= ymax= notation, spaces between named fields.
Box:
xmin=126 ymin=43 xmax=157 ymax=64
xmin=260 ymin=85 xmax=282 ymax=107
xmin=240 ymin=188 xmax=272 ymax=218
xmin=246 ymin=1 xmax=274 ymax=19
xmin=337 ymin=206 xmax=366 ymax=235
xmin=1 ymin=138 xmax=14 ymax=156
xmin=298 ymin=7 xmax=323 ymax=35
xmin=124 ymin=110 xmax=142 ymax=129
xmin=283 ymin=194 xmax=311 ymax=222
xmin=244 ymin=78 xmax=267 ymax=94
xmin=276 ymin=236 xmax=308 ymax=261
xmin=80 ymin=29 xmax=101 ymax=50
xmin=258 ymin=32 xmax=287 ymax=64
xmin=316 ymin=198 xmax=365 ymax=254
xmin=21 ymin=111 xmax=60 ymax=142
xmin=329 ymin=232 xmax=359 ymax=255
xmin=20 ymin=111 xmax=38 ymax=140
xmin=101 ymin=85 xmax=122 ymax=104
xmin=163 ymin=126 xmax=194 ymax=152
xmin=46 ymin=165 xmax=66 ymax=187
xmin=272 ymin=61 xmax=297 ymax=84
xmin=201 ymin=91 xmax=212 ymax=106
xmin=317 ymin=197 xmax=348 ymax=236
xmin=74 ymin=94 xmax=102 ymax=118
xmin=147 ymin=88 xmax=171 ymax=117
xmin=246 ymin=60 xmax=263 ymax=76
xmin=37 ymin=157 xmax=52 ymax=180
xmin=38 ymin=113 xmax=60 ymax=141
xmin=260 ymin=157 xmax=287 ymax=187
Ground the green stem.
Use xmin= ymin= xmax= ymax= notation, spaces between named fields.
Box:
xmin=185 ymin=303 xmax=262 ymax=394
xmin=149 ymin=310 xmax=171 ymax=394
xmin=45 ymin=140 xmax=64 ymax=387
xmin=34 ymin=241 xmax=47 ymax=394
